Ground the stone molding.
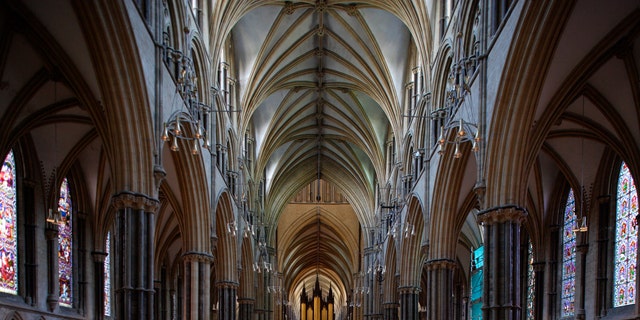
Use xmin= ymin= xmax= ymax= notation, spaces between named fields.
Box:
xmin=91 ymin=251 xmax=108 ymax=263
xmin=216 ymin=280 xmax=239 ymax=289
xmin=112 ymin=191 xmax=160 ymax=211
xmin=477 ymin=205 xmax=527 ymax=224
xmin=182 ymin=251 xmax=215 ymax=263
xmin=424 ymin=258 xmax=457 ymax=271
xmin=397 ymin=286 xmax=420 ymax=294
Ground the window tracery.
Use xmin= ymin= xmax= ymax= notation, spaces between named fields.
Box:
xmin=0 ymin=150 xmax=17 ymax=295
xmin=561 ymin=189 xmax=576 ymax=317
xmin=614 ymin=161 xmax=638 ymax=307
xmin=58 ymin=177 xmax=73 ymax=307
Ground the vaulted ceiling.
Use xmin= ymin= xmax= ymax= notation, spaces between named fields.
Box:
xmin=230 ymin=3 xmax=414 ymax=313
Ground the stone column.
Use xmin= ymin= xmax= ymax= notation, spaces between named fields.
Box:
xmin=45 ymin=226 xmax=59 ymax=312
xmin=595 ymin=196 xmax=609 ymax=317
xmin=478 ymin=205 xmax=527 ymax=320
xmin=398 ymin=286 xmax=420 ymax=320
xmin=238 ymin=298 xmax=255 ymax=320
xmin=575 ymin=236 xmax=588 ymax=319
xmin=217 ymin=281 xmax=238 ymax=320
xmin=545 ymin=225 xmax=560 ymax=319
xmin=363 ymin=248 xmax=376 ymax=320
xmin=23 ymin=181 xmax=37 ymax=305
xmin=383 ymin=302 xmax=399 ymax=320
xmin=92 ymin=251 xmax=108 ymax=320
xmin=635 ymin=212 xmax=640 ymax=318
xmin=532 ymin=262 xmax=545 ymax=320
xmin=461 ymin=296 xmax=469 ymax=320
xmin=425 ymin=259 xmax=455 ymax=319
xmin=182 ymin=252 xmax=214 ymax=320
xmin=112 ymin=192 xmax=158 ymax=320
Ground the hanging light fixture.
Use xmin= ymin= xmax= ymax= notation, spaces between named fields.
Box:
xmin=161 ymin=51 xmax=212 ymax=155
xmin=46 ymin=81 xmax=62 ymax=225
xmin=573 ymin=95 xmax=589 ymax=233
xmin=432 ymin=32 xmax=480 ymax=159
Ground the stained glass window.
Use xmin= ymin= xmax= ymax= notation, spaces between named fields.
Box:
xmin=561 ymin=189 xmax=576 ymax=317
xmin=0 ymin=150 xmax=17 ymax=295
xmin=104 ymin=232 xmax=111 ymax=316
xmin=527 ymin=241 xmax=535 ymax=319
xmin=470 ymin=246 xmax=483 ymax=320
xmin=614 ymin=162 xmax=638 ymax=307
xmin=58 ymin=177 xmax=73 ymax=307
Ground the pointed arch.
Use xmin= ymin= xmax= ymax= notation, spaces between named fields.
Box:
xmin=560 ymin=188 xmax=577 ymax=317
xmin=0 ymin=150 xmax=17 ymax=295
xmin=238 ymin=235 xmax=255 ymax=300
xmin=398 ymin=195 xmax=424 ymax=287
xmin=57 ymin=177 xmax=73 ymax=307
xmin=215 ymin=191 xmax=238 ymax=282
xmin=613 ymin=161 xmax=638 ymax=307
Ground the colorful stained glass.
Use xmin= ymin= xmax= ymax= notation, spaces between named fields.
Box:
xmin=104 ymin=232 xmax=111 ymax=316
xmin=58 ymin=177 xmax=73 ymax=307
xmin=614 ymin=162 xmax=638 ymax=307
xmin=470 ymin=246 xmax=483 ymax=320
xmin=0 ymin=151 xmax=17 ymax=295
xmin=561 ymin=189 xmax=576 ymax=317
xmin=527 ymin=241 xmax=535 ymax=319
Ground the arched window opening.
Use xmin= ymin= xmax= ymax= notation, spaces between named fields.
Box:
xmin=58 ymin=177 xmax=73 ymax=307
xmin=613 ymin=161 xmax=638 ymax=307
xmin=526 ymin=241 xmax=535 ymax=319
xmin=0 ymin=150 xmax=18 ymax=295
xmin=104 ymin=232 xmax=112 ymax=316
xmin=561 ymin=189 xmax=577 ymax=317
xmin=470 ymin=245 xmax=483 ymax=320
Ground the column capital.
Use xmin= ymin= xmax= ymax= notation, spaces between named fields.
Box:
xmin=424 ymin=258 xmax=457 ymax=270
xmin=238 ymin=298 xmax=255 ymax=305
xmin=91 ymin=251 xmax=108 ymax=263
xmin=216 ymin=280 xmax=239 ymax=289
xmin=398 ymin=285 xmax=420 ymax=295
xmin=182 ymin=251 xmax=215 ymax=263
xmin=478 ymin=205 xmax=527 ymax=225
xmin=112 ymin=191 xmax=160 ymax=211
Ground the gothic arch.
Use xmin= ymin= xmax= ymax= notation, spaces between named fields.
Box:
xmin=429 ymin=126 xmax=474 ymax=261
xmin=398 ymin=195 xmax=424 ymax=287
xmin=383 ymin=236 xmax=398 ymax=308
xmin=238 ymin=235 xmax=255 ymax=301
xmin=3 ymin=311 xmax=24 ymax=320
xmin=215 ymin=191 xmax=238 ymax=282
xmin=482 ymin=0 xmax=575 ymax=208
xmin=73 ymin=1 xmax=157 ymax=197
xmin=168 ymin=125 xmax=211 ymax=252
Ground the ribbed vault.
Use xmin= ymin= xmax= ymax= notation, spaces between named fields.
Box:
xmin=230 ymin=1 xmax=414 ymax=301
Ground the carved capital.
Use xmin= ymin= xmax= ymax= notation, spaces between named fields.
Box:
xmin=477 ymin=205 xmax=527 ymax=225
xmin=182 ymin=251 xmax=215 ymax=264
xmin=112 ymin=191 xmax=160 ymax=212
xmin=216 ymin=280 xmax=239 ymax=289
xmin=397 ymin=285 xmax=420 ymax=295
xmin=425 ymin=258 xmax=457 ymax=271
